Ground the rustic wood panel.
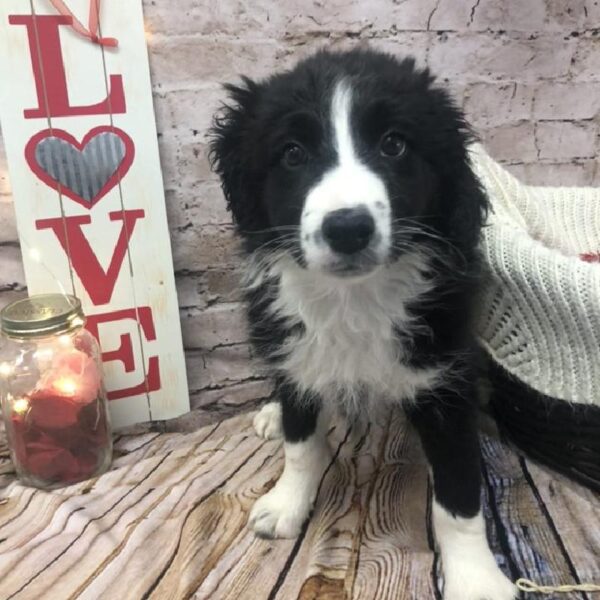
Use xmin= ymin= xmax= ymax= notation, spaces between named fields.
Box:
xmin=0 ymin=408 xmax=599 ymax=600
xmin=350 ymin=409 xmax=437 ymax=600
xmin=523 ymin=459 xmax=600 ymax=595
xmin=481 ymin=437 xmax=598 ymax=600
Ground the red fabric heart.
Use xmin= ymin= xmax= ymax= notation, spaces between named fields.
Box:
xmin=27 ymin=445 xmax=80 ymax=481
xmin=580 ymin=252 xmax=600 ymax=263
xmin=28 ymin=393 xmax=81 ymax=429
xmin=12 ymin=397 xmax=108 ymax=485
xmin=25 ymin=126 xmax=135 ymax=209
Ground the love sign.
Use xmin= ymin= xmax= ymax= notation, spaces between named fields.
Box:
xmin=0 ymin=1 xmax=189 ymax=427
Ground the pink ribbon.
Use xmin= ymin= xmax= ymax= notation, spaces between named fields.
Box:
xmin=48 ymin=0 xmax=118 ymax=47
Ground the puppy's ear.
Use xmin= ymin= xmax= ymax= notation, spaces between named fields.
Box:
xmin=450 ymin=154 xmax=489 ymax=253
xmin=419 ymin=86 xmax=488 ymax=254
xmin=209 ymin=77 xmax=264 ymax=231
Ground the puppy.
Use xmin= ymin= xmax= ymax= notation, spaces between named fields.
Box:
xmin=210 ymin=48 xmax=516 ymax=600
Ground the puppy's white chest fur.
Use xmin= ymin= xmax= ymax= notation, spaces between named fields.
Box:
xmin=268 ymin=252 xmax=443 ymax=409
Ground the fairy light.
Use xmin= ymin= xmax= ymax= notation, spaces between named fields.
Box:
xmin=55 ymin=377 xmax=77 ymax=396
xmin=29 ymin=248 xmax=41 ymax=262
xmin=13 ymin=397 xmax=30 ymax=415
xmin=34 ymin=347 xmax=54 ymax=361
xmin=58 ymin=334 xmax=72 ymax=347
xmin=0 ymin=362 xmax=13 ymax=378
xmin=144 ymin=22 xmax=153 ymax=43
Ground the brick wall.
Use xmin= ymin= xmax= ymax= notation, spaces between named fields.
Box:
xmin=1 ymin=0 xmax=599 ymax=422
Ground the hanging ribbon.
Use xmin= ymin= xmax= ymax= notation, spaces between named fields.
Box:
xmin=48 ymin=0 xmax=118 ymax=47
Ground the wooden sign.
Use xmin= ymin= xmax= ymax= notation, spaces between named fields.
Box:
xmin=0 ymin=1 xmax=190 ymax=427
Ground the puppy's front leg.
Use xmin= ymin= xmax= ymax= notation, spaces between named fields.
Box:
xmin=407 ymin=385 xmax=517 ymax=600
xmin=249 ymin=384 xmax=330 ymax=539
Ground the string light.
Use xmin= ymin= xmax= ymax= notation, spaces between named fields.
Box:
xmin=13 ymin=397 xmax=30 ymax=415
xmin=144 ymin=22 xmax=153 ymax=43
xmin=0 ymin=362 xmax=13 ymax=378
xmin=55 ymin=377 xmax=77 ymax=396
xmin=35 ymin=347 xmax=54 ymax=360
xmin=58 ymin=334 xmax=72 ymax=347
xmin=29 ymin=248 xmax=41 ymax=262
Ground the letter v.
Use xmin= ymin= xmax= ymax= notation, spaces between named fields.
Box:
xmin=36 ymin=210 xmax=145 ymax=305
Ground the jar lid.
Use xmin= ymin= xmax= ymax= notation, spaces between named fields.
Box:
xmin=0 ymin=294 xmax=85 ymax=339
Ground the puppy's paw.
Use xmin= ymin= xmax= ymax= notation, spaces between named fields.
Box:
xmin=443 ymin=557 xmax=516 ymax=600
xmin=249 ymin=484 xmax=312 ymax=539
xmin=253 ymin=402 xmax=283 ymax=440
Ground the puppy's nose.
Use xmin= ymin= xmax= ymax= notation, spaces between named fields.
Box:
xmin=322 ymin=208 xmax=375 ymax=254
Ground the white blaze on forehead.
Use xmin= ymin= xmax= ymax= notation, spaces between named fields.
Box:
xmin=300 ymin=80 xmax=392 ymax=270
xmin=331 ymin=80 xmax=355 ymax=165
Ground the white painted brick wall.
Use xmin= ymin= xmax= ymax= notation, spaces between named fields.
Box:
xmin=1 ymin=0 xmax=599 ymax=419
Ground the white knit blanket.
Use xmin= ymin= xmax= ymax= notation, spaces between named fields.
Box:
xmin=471 ymin=145 xmax=600 ymax=406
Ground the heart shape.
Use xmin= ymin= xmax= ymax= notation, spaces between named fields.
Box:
xmin=25 ymin=126 xmax=135 ymax=209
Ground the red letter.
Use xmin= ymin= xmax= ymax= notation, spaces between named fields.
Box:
xmin=9 ymin=15 xmax=126 ymax=119
xmin=36 ymin=210 xmax=144 ymax=305
xmin=86 ymin=307 xmax=161 ymax=400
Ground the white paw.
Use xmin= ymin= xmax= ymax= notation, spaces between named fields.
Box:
xmin=249 ymin=483 xmax=312 ymax=539
xmin=443 ymin=558 xmax=516 ymax=600
xmin=253 ymin=402 xmax=283 ymax=440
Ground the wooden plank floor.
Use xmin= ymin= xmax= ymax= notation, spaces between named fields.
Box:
xmin=0 ymin=406 xmax=598 ymax=600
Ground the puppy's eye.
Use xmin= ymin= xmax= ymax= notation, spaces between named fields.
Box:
xmin=380 ymin=132 xmax=406 ymax=158
xmin=282 ymin=143 xmax=307 ymax=168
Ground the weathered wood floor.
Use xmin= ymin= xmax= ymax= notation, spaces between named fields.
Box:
xmin=0 ymin=407 xmax=598 ymax=600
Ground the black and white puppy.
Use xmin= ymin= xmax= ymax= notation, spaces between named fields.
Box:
xmin=210 ymin=48 xmax=516 ymax=600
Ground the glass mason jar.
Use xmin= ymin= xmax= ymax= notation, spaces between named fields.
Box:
xmin=0 ymin=294 xmax=112 ymax=489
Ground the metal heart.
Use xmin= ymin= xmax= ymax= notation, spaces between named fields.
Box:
xmin=25 ymin=127 xmax=135 ymax=209
xmin=35 ymin=132 xmax=124 ymax=202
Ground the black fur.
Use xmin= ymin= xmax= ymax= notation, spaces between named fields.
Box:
xmin=406 ymin=371 xmax=483 ymax=518
xmin=277 ymin=378 xmax=321 ymax=443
